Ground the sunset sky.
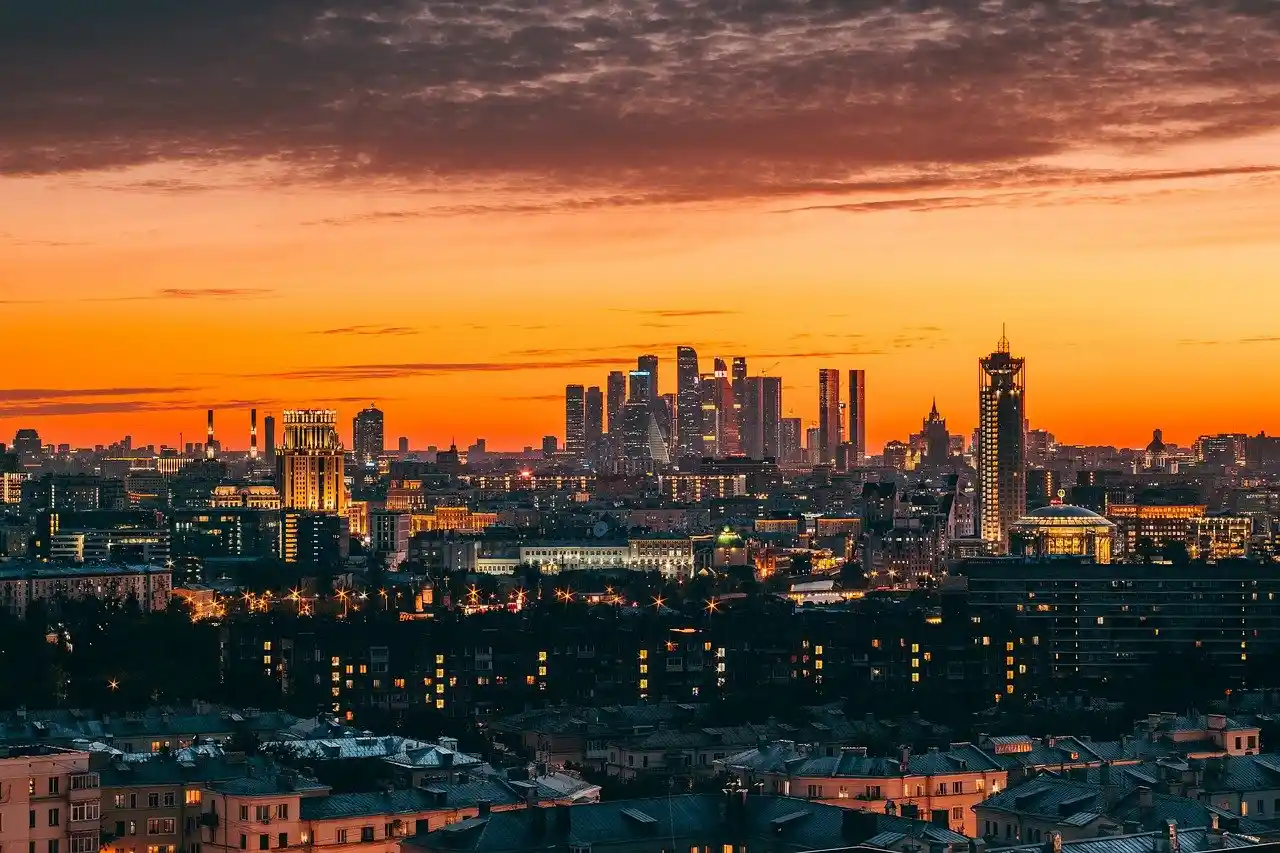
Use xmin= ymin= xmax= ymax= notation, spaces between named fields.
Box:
xmin=2 ymin=0 xmax=1279 ymax=452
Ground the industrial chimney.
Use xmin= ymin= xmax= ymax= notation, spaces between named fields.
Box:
xmin=250 ymin=409 xmax=259 ymax=459
xmin=206 ymin=410 xmax=216 ymax=459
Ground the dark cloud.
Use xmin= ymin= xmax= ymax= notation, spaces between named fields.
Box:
xmin=83 ymin=288 xmax=275 ymax=302
xmin=312 ymin=325 xmax=418 ymax=336
xmin=0 ymin=386 xmax=195 ymax=402
xmin=2 ymin=0 xmax=1278 ymax=207
xmin=252 ymin=357 xmax=638 ymax=382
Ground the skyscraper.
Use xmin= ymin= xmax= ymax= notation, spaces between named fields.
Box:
xmin=565 ymin=384 xmax=586 ymax=457
xmin=780 ymin=418 xmax=802 ymax=463
xmin=628 ymin=369 xmax=654 ymax=403
xmin=817 ymin=369 xmax=841 ymax=465
xmin=922 ymin=399 xmax=950 ymax=466
xmin=731 ymin=356 xmax=747 ymax=436
xmin=742 ymin=376 xmax=782 ymax=460
xmin=979 ymin=332 xmax=1027 ymax=550
xmin=352 ymin=403 xmax=385 ymax=464
xmin=606 ymin=371 xmax=627 ymax=434
xmin=206 ymin=409 xmax=217 ymax=459
xmin=585 ymin=386 xmax=604 ymax=456
xmin=675 ymin=346 xmax=702 ymax=459
xmin=263 ymin=414 xmax=277 ymax=462
xmin=701 ymin=359 xmax=741 ymax=457
xmin=278 ymin=409 xmax=346 ymax=514
xmin=637 ymin=354 xmax=659 ymax=399
xmin=848 ymin=369 xmax=866 ymax=464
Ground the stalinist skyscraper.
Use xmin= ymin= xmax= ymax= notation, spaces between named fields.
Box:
xmin=978 ymin=331 xmax=1026 ymax=550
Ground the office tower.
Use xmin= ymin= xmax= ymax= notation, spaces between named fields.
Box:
xmin=249 ymin=409 xmax=259 ymax=459
xmin=277 ymin=409 xmax=346 ymax=514
xmin=542 ymin=435 xmax=558 ymax=457
xmin=397 ymin=436 xmax=410 ymax=453
xmin=781 ymin=418 xmax=802 ymax=463
xmin=352 ymin=403 xmax=385 ymax=464
xmin=264 ymin=415 xmax=277 ymax=461
xmin=206 ymin=409 xmax=216 ymax=459
xmin=978 ymin=331 xmax=1027 ymax=550
xmin=565 ymin=384 xmax=586 ymax=457
xmin=742 ymin=376 xmax=783 ymax=460
xmin=606 ymin=371 xmax=627 ymax=434
xmin=700 ymin=359 xmax=741 ymax=458
xmin=628 ymin=369 xmax=654 ymax=402
xmin=659 ymin=393 xmax=676 ymax=445
xmin=806 ymin=426 xmax=822 ymax=462
xmin=675 ymin=346 xmax=702 ymax=459
xmin=817 ymin=369 xmax=841 ymax=465
xmin=584 ymin=386 xmax=604 ymax=455
xmin=848 ymin=369 xmax=866 ymax=464
xmin=731 ymin=356 xmax=747 ymax=435
xmin=637 ymin=354 xmax=659 ymax=399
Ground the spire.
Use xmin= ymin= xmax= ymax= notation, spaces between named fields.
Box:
xmin=930 ymin=397 xmax=939 ymax=417
xmin=997 ymin=324 xmax=1010 ymax=354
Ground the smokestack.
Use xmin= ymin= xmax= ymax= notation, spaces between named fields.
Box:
xmin=206 ymin=410 xmax=215 ymax=459
xmin=250 ymin=409 xmax=259 ymax=459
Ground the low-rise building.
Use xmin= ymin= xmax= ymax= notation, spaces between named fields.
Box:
xmin=0 ymin=563 xmax=172 ymax=617
xmin=721 ymin=742 xmax=1007 ymax=836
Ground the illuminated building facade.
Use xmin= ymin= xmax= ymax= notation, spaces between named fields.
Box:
xmin=466 ymin=473 xmax=595 ymax=493
xmin=411 ymin=507 xmax=499 ymax=533
xmin=1010 ymin=503 xmax=1115 ymax=563
xmin=1190 ymin=514 xmax=1252 ymax=560
xmin=277 ymin=409 xmax=347 ymax=515
xmin=676 ymin=346 xmax=703 ymax=459
xmin=978 ymin=333 xmax=1026 ymax=551
xmin=386 ymin=479 xmax=428 ymax=511
xmin=564 ymin=384 xmax=586 ymax=457
xmin=279 ymin=510 xmax=348 ymax=565
xmin=1106 ymin=504 xmax=1205 ymax=558
xmin=701 ymin=359 xmax=741 ymax=458
xmin=352 ymin=403 xmax=385 ymax=464
xmin=780 ymin=418 xmax=802 ymax=463
xmin=210 ymin=484 xmax=281 ymax=509
xmin=883 ymin=440 xmax=909 ymax=470
xmin=659 ymin=473 xmax=747 ymax=502
xmin=848 ymin=369 xmax=866 ymax=464
xmin=817 ymin=369 xmax=840 ymax=465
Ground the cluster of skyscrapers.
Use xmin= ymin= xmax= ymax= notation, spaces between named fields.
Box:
xmin=564 ymin=351 xmax=869 ymax=474
xmin=563 ymin=335 xmax=1032 ymax=552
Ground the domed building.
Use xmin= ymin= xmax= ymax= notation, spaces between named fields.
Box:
xmin=712 ymin=527 xmax=748 ymax=568
xmin=1009 ymin=496 xmax=1116 ymax=563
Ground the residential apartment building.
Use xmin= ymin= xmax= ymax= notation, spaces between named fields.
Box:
xmin=0 ymin=746 xmax=99 ymax=853
xmin=720 ymin=742 xmax=1007 ymax=836
xmin=0 ymin=563 xmax=172 ymax=618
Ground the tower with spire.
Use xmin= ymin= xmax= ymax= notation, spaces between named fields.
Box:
xmin=922 ymin=398 xmax=951 ymax=467
xmin=978 ymin=329 xmax=1027 ymax=551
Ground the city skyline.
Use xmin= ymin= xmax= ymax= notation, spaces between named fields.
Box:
xmin=5 ymin=331 xmax=1280 ymax=454
xmin=3 ymin=2 xmax=1280 ymax=451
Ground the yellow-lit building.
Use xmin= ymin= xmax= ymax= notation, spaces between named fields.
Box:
xmin=0 ymin=472 xmax=24 ymax=505
xmin=1190 ymin=514 xmax=1252 ymax=560
xmin=411 ymin=507 xmax=499 ymax=533
xmin=210 ymin=483 xmax=282 ymax=509
xmin=754 ymin=518 xmax=801 ymax=536
xmin=815 ymin=517 xmax=862 ymax=538
xmin=347 ymin=500 xmax=370 ymax=538
xmin=1106 ymin=503 xmax=1204 ymax=558
xmin=658 ymin=473 xmax=747 ymax=502
xmin=1010 ymin=503 xmax=1116 ymax=563
xmin=277 ymin=409 xmax=346 ymax=514
xmin=386 ymin=479 xmax=427 ymax=511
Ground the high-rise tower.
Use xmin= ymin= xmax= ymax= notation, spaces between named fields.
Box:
xmin=352 ymin=403 xmax=385 ymax=464
xmin=742 ymin=376 xmax=782 ymax=460
xmin=978 ymin=332 xmax=1027 ymax=550
xmin=701 ymin=359 xmax=741 ymax=458
xmin=206 ymin=409 xmax=216 ymax=459
xmin=637 ymin=354 xmax=659 ymax=400
xmin=817 ymin=369 xmax=841 ymax=465
xmin=606 ymin=371 xmax=627 ymax=434
xmin=278 ymin=409 xmax=346 ymax=514
xmin=584 ymin=386 xmax=604 ymax=456
xmin=675 ymin=346 xmax=702 ymax=460
xmin=847 ymin=369 xmax=866 ymax=465
xmin=565 ymin=385 xmax=586 ymax=457
xmin=264 ymin=414 xmax=277 ymax=462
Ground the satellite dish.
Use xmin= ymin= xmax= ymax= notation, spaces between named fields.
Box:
xmin=593 ymin=521 xmax=609 ymax=538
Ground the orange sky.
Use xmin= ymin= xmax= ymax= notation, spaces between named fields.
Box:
xmin=3 ymin=2 xmax=1279 ymax=453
